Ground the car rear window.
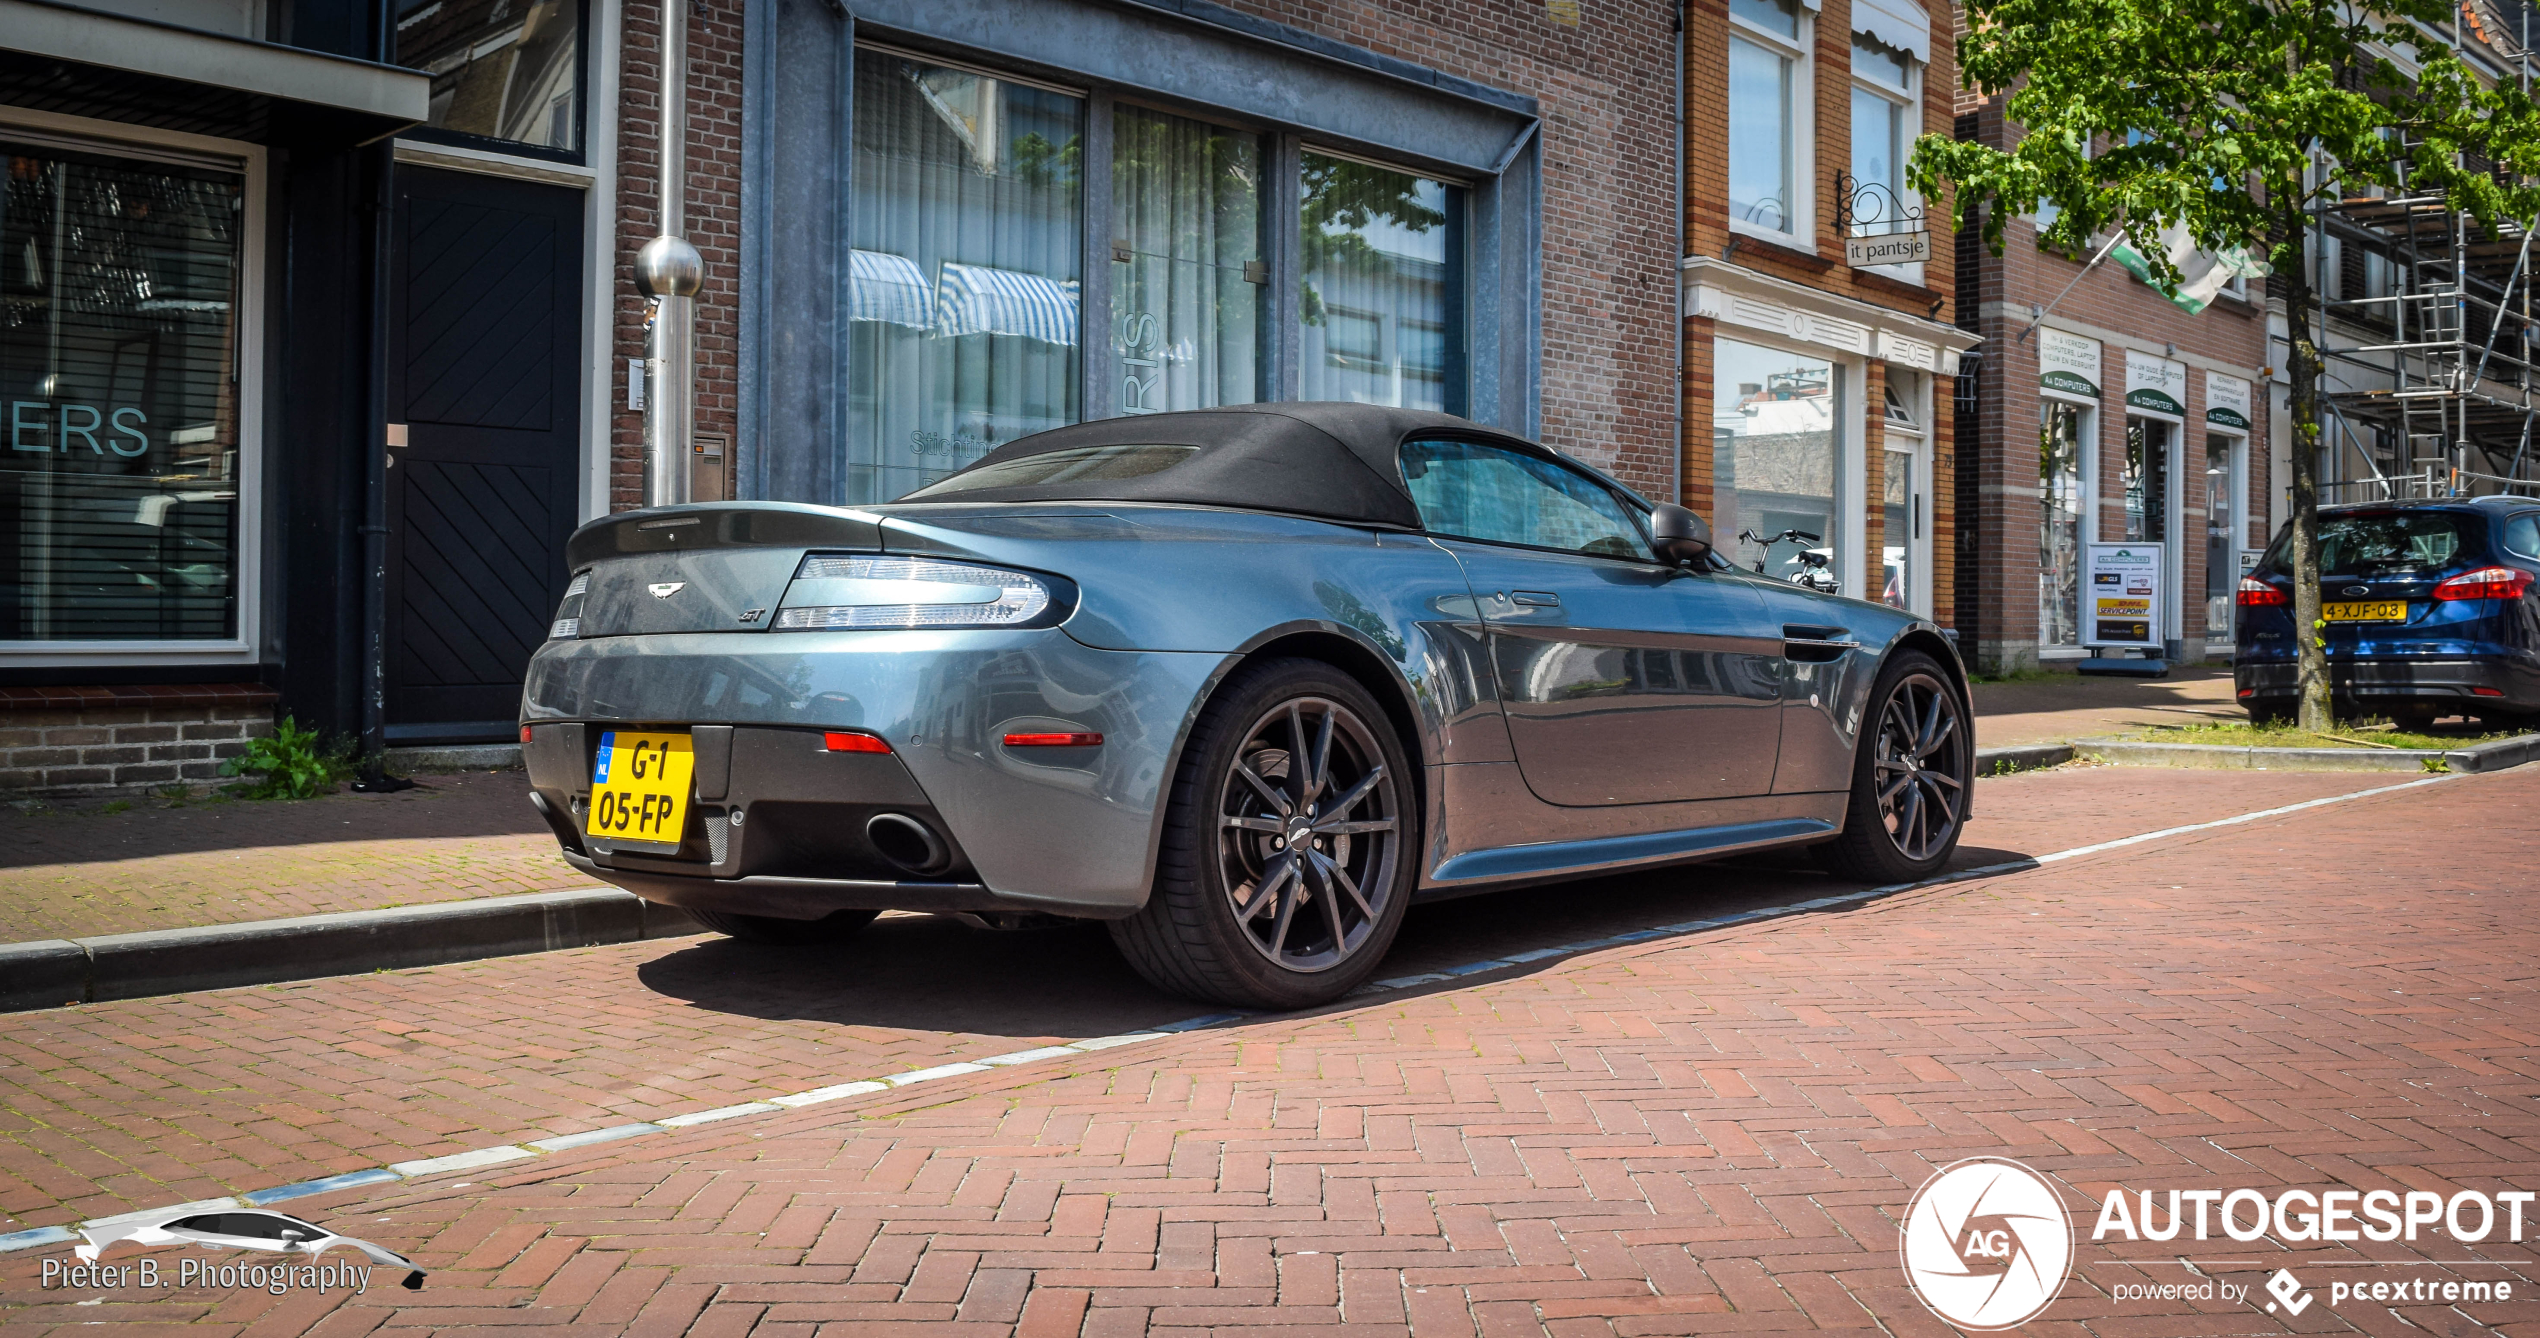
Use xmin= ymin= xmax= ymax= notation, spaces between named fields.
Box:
xmin=2260 ymin=511 xmax=2474 ymax=578
xmin=901 ymin=443 xmax=1199 ymax=497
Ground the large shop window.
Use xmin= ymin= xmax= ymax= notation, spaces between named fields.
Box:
xmin=1299 ymin=153 xmax=1464 ymax=412
xmin=849 ymin=51 xmax=1085 ymax=502
xmin=1714 ymin=338 xmax=1839 ymax=584
xmin=2039 ymin=401 xmax=2087 ymax=647
xmin=396 ymin=0 xmax=585 ymax=155
xmin=1 ymin=140 xmax=244 ymax=644
xmin=1728 ymin=0 xmax=1807 ymax=236
xmin=1113 ymin=107 xmax=1265 ymax=415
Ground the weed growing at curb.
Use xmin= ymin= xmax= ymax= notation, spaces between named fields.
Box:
xmin=221 ymin=716 xmax=356 ymax=800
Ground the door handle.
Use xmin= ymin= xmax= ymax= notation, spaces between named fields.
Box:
xmin=1510 ymin=590 xmax=1561 ymax=608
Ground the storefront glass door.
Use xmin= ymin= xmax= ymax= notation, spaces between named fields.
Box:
xmin=1111 ymin=107 xmax=1265 ymax=415
xmin=2039 ymin=401 xmax=2087 ymax=648
xmin=2204 ymin=432 xmax=2241 ymax=641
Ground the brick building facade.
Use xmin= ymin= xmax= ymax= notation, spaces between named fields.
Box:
xmin=1680 ymin=0 xmax=1976 ymax=619
xmin=1951 ymin=96 xmax=2272 ymax=674
xmin=606 ymin=0 xmax=1687 ymax=509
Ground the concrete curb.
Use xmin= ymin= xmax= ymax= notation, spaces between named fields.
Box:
xmin=0 ymin=889 xmax=700 ymax=1013
xmin=1974 ymin=743 xmax=2076 ymax=773
xmin=385 ymin=742 xmax=522 ymax=772
xmin=2075 ymin=731 xmax=2540 ymax=773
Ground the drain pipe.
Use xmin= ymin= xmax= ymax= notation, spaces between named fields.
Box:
xmin=635 ymin=0 xmax=702 ymax=507
xmin=351 ymin=142 xmax=411 ymax=793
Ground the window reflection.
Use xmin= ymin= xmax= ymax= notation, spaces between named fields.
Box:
xmin=850 ymin=51 xmax=1084 ymax=504
xmin=0 ymin=143 xmax=243 ymax=641
xmin=396 ymin=0 xmax=583 ymax=153
xmin=1714 ymin=338 xmax=1838 ymax=584
xmin=1298 ymin=153 xmax=1462 ymax=412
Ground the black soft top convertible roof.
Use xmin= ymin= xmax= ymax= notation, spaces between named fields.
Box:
xmin=892 ymin=403 xmax=1528 ymax=528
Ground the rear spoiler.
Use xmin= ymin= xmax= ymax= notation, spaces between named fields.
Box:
xmin=565 ymin=503 xmax=885 ymax=569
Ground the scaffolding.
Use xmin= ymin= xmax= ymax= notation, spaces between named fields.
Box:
xmin=2309 ymin=0 xmax=2540 ymax=502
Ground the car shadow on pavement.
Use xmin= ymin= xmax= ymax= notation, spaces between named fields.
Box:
xmin=632 ymin=842 xmax=2037 ymax=1037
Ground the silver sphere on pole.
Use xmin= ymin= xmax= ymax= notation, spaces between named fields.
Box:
xmin=634 ymin=235 xmax=705 ymax=298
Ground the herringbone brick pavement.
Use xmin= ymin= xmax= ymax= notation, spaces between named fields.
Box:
xmin=0 ymin=770 xmax=2398 ymax=1230
xmin=4 ymin=766 xmax=2532 ymax=1333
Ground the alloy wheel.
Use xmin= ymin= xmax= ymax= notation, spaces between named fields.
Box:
xmin=1214 ymin=696 xmax=1402 ymax=974
xmin=1872 ymin=672 xmax=1968 ymax=863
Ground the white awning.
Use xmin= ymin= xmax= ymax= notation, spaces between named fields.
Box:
xmin=1852 ymin=0 xmax=1931 ymax=63
xmin=934 ymin=262 xmax=1080 ymax=346
xmin=0 ymin=0 xmax=428 ymax=126
xmin=849 ymin=250 xmax=934 ymax=329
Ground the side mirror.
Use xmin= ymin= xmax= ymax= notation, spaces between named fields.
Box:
xmin=1649 ymin=504 xmax=1714 ymax=566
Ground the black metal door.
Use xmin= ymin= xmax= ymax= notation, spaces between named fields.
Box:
xmin=386 ymin=166 xmax=583 ymax=742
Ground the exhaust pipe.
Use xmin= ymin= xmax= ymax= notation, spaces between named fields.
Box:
xmin=866 ymin=812 xmax=951 ymax=875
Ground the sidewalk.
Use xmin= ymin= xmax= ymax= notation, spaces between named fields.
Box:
xmin=1969 ymin=661 xmax=2244 ymax=747
xmin=0 ymin=665 xmax=2261 ymax=945
xmin=0 ymin=771 xmax=580 ymax=943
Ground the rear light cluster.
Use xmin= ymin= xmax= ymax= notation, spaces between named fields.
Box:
xmin=775 ymin=555 xmax=1053 ymax=631
xmin=823 ymin=731 xmax=891 ymax=754
xmin=548 ymin=571 xmax=589 ymax=639
xmin=2431 ymin=566 xmax=2535 ymax=601
xmin=2236 ymin=576 xmax=2289 ymax=607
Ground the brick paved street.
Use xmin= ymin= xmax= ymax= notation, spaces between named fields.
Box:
xmin=2 ymin=763 xmax=2531 ymax=1334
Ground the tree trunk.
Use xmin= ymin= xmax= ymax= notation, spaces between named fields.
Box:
xmin=2282 ymin=266 xmax=2334 ymax=731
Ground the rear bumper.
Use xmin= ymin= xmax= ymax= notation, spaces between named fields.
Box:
xmin=520 ymin=629 xmax=1227 ymax=918
xmin=2234 ymin=655 xmax=2540 ymax=707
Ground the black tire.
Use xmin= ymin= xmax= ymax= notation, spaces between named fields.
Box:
xmin=1816 ymin=651 xmax=1973 ymax=884
xmin=2248 ymin=703 xmax=2294 ymax=727
xmin=688 ymin=907 xmax=879 ymax=945
xmin=1108 ymin=658 xmax=1417 ymax=1010
xmin=2390 ymin=705 xmax=2440 ymax=733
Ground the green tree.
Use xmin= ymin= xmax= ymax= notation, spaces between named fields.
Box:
xmin=1911 ymin=0 xmax=2540 ymax=729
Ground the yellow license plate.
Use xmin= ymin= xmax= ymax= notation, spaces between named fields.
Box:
xmin=588 ymin=730 xmax=694 ymax=848
xmin=2324 ymin=600 xmax=2409 ymax=623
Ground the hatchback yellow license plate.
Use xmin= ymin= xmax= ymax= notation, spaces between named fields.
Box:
xmin=2323 ymin=600 xmax=2408 ymax=623
xmin=588 ymin=730 xmax=694 ymax=848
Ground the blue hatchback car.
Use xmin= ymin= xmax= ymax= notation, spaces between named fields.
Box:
xmin=2234 ymin=497 xmax=2540 ymax=727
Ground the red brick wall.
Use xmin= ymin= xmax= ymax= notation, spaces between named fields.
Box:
xmin=609 ymin=0 xmax=1684 ymax=505
xmin=609 ymin=0 xmax=744 ymax=512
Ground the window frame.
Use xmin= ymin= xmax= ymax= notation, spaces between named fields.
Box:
xmin=1399 ymin=433 xmax=1662 ymax=566
xmin=1726 ymin=0 xmax=1816 ymax=248
xmin=1846 ymin=31 xmax=1922 ymax=282
xmin=393 ymin=0 xmax=594 ymax=167
xmin=0 ymin=107 xmax=267 ymax=667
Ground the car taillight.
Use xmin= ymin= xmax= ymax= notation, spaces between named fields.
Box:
xmin=2236 ymin=576 xmax=2289 ymax=607
xmin=823 ymin=731 xmax=891 ymax=754
xmin=2431 ymin=566 xmax=2534 ymax=601
xmin=774 ymin=555 xmax=1055 ymax=631
xmin=548 ymin=570 xmax=589 ymax=639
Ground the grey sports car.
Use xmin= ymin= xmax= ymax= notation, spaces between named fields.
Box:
xmin=520 ymin=404 xmax=1972 ymax=1008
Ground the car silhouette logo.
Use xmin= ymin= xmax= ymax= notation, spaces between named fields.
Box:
xmin=75 ymin=1208 xmax=427 ymax=1290
xmin=649 ymin=582 xmax=685 ymax=599
xmin=2343 ymin=585 xmax=2371 ymax=597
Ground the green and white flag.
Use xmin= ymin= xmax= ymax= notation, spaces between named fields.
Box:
xmin=2110 ymin=223 xmax=2272 ymax=315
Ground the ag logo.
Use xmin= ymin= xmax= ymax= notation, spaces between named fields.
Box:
xmin=1899 ymin=1156 xmax=2072 ymax=1330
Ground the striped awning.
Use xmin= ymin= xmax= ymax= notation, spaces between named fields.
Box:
xmin=934 ymin=261 xmax=1079 ymax=346
xmin=849 ymin=249 xmax=934 ymax=329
